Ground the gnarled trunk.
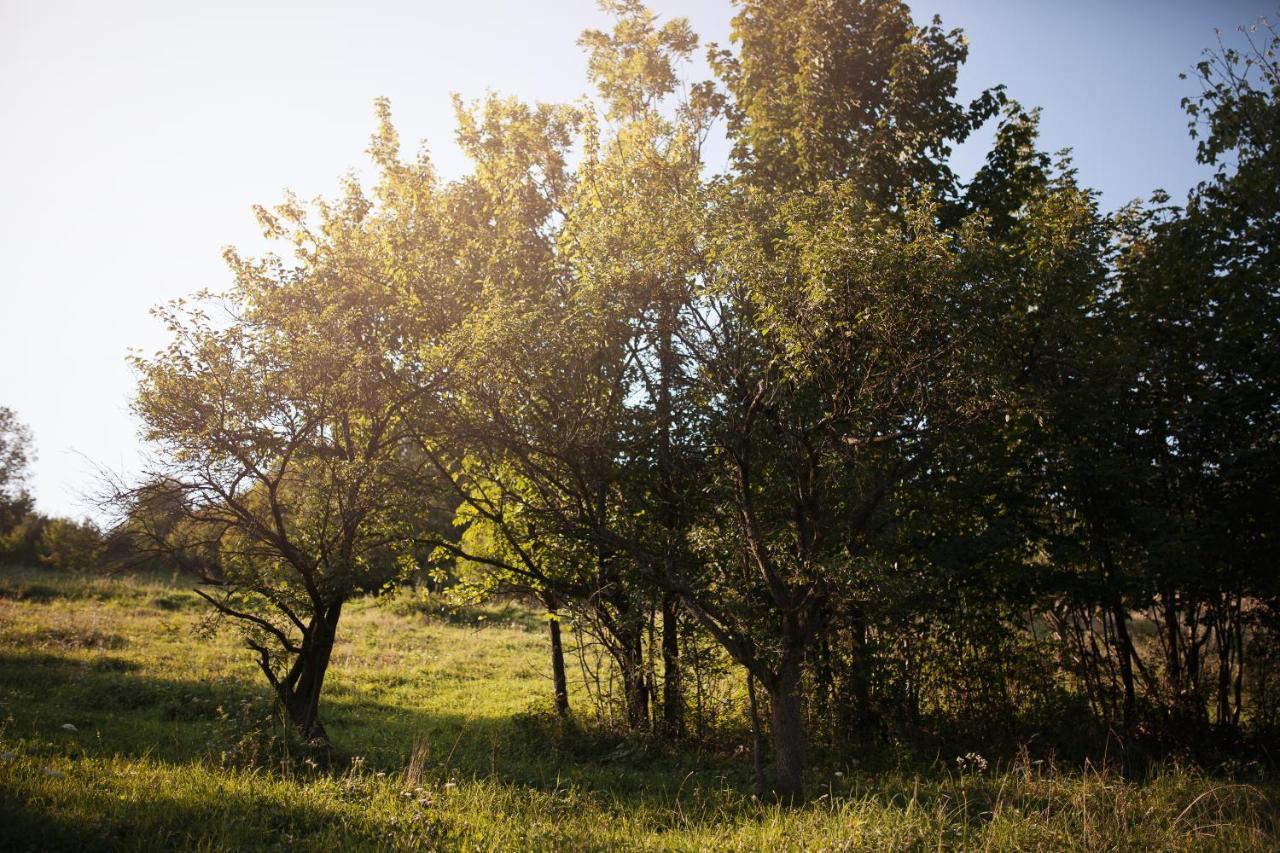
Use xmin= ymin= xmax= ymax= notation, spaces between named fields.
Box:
xmin=281 ymin=599 xmax=343 ymax=741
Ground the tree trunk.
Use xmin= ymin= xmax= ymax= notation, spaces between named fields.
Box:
xmin=1163 ymin=587 xmax=1182 ymax=693
xmin=619 ymin=622 xmax=650 ymax=731
xmin=768 ymin=662 xmax=807 ymax=804
xmin=747 ymin=671 xmax=766 ymax=798
xmin=283 ymin=599 xmax=343 ymax=741
xmin=661 ymin=590 xmax=683 ymax=738
xmin=1111 ymin=604 xmax=1137 ymax=727
xmin=549 ymin=612 xmax=570 ymax=717
xmin=1099 ymin=544 xmax=1135 ymax=727
xmin=813 ymin=635 xmax=832 ymax=748
xmin=655 ymin=296 xmax=683 ymax=741
xmin=1089 ymin=512 xmax=1136 ymax=728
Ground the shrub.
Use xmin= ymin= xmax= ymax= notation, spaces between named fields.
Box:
xmin=36 ymin=517 xmax=105 ymax=571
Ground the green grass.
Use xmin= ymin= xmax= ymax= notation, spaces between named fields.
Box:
xmin=1 ymin=567 xmax=1276 ymax=851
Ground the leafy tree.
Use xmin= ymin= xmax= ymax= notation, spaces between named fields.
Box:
xmin=36 ymin=517 xmax=105 ymax=570
xmin=1096 ymin=17 xmax=1280 ymax=727
xmin=0 ymin=407 xmax=35 ymax=538
xmin=710 ymin=0 xmax=1003 ymax=202
xmin=667 ymin=185 xmax=1004 ymax=800
xmin=127 ymin=112 xmax=448 ymax=742
xmin=421 ymin=2 xmax=715 ymax=733
xmin=0 ymin=512 xmax=48 ymax=567
xmin=571 ymin=0 xmax=718 ymax=737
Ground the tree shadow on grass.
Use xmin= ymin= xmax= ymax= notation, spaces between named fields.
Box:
xmin=0 ymin=767 xmax=440 ymax=853
xmin=0 ymin=648 xmax=752 ymax=805
xmin=28 ymin=650 xmax=1261 ymax=849
xmin=392 ymin=596 xmax=548 ymax=633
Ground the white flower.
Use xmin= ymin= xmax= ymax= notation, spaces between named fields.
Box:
xmin=61 ymin=723 xmax=77 ymax=731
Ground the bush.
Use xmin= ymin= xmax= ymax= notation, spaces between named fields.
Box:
xmin=0 ymin=511 xmax=48 ymax=565
xmin=36 ymin=517 xmax=105 ymax=570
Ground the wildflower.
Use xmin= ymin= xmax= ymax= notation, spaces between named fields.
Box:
xmin=60 ymin=723 xmax=77 ymax=731
xmin=834 ymin=771 xmax=844 ymax=777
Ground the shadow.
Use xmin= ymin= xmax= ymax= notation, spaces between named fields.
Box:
xmin=5 ymin=648 xmax=1279 ymax=850
xmin=396 ymin=597 xmax=548 ymax=633
xmin=0 ymin=646 xmax=750 ymax=801
xmin=0 ymin=580 xmax=61 ymax=603
xmin=0 ymin=765 xmax=438 ymax=852
xmin=0 ymin=643 xmax=768 ymax=850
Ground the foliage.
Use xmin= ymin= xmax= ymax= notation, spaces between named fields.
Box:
xmin=0 ymin=407 xmax=35 ymax=538
xmin=108 ymin=0 xmax=1280 ymax=806
xmin=122 ymin=110 xmax=455 ymax=739
xmin=35 ymin=518 xmax=105 ymax=571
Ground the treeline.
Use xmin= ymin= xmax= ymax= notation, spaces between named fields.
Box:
xmin=0 ymin=407 xmax=111 ymax=570
xmin=105 ymin=2 xmax=1277 ymax=802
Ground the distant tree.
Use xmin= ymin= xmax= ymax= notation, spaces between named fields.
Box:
xmin=36 ymin=517 xmax=105 ymax=570
xmin=101 ymin=477 xmax=192 ymax=573
xmin=0 ymin=512 xmax=48 ymax=566
xmin=0 ymin=407 xmax=35 ymax=537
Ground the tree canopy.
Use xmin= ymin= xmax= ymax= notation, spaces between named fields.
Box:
xmin=121 ymin=1 xmax=1280 ymax=802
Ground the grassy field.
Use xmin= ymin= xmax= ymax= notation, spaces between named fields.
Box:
xmin=1 ymin=567 xmax=1276 ymax=851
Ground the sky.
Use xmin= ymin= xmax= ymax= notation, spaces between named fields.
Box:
xmin=0 ymin=0 xmax=1272 ymax=521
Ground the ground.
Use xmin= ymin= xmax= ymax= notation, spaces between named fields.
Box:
xmin=0 ymin=567 xmax=1275 ymax=851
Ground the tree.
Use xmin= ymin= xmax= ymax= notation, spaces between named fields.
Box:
xmin=572 ymin=0 xmax=718 ymax=737
xmin=1094 ymin=16 xmax=1280 ymax=727
xmin=419 ymin=2 xmax=716 ymax=733
xmin=0 ymin=407 xmax=35 ymax=537
xmin=661 ymin=185 xmax=1004 ymax=801
xmin=710 ymin=0 xmax=1003 ymax=203
xmin=36 ymin=517 xmax=105 ymax=570
xmin=126 ymin=110 xmax=449 ymax=742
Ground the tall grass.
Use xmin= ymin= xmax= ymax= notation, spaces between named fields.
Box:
xmin=1 ymin=566 xmax=1275 ymax=850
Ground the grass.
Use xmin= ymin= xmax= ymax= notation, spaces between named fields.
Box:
xmin=1 ymin=566 xmax=1276 ymax=851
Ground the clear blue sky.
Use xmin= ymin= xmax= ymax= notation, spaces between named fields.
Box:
xmin=0 ymin=0 xmax=1271 ymax=520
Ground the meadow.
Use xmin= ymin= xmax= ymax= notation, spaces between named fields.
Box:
xmin=0 ymin=566 xmax=1274 ymax=851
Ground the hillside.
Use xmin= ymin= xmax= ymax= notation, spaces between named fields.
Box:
xmin=1 ymin=567 xmax=1275 ymax=851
